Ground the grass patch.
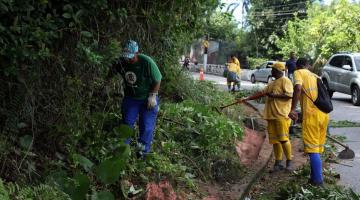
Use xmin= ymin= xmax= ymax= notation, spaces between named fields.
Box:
xmin=330 ymin=120 xmax=360 ymax=128
xmin=257 ymin=165 xmax=360 ymax=200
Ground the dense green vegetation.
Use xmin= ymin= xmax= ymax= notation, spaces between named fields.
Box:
xmin=277 ymin=0 xmax=360 ymax=61
xmin=0 ymin=0 xmax=248 ymax=199
xmin=245 ymin=0 xmax=311 ymax=58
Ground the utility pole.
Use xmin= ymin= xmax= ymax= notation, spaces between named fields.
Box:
xmin=203 ymin=35 xmax=209 ymax=73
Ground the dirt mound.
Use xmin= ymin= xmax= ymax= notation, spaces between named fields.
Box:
xmin=146 ymin=180 xmax=179 ymax=200
xmin=236 ymin=127 xmax=266 ymax=166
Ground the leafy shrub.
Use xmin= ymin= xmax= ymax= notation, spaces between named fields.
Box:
xmin=277 ymin=0 xmax=360 ymax=60
xmin=154 ymin=98 xmax=244 ymax=181
xmin=0 ymin=179 xmax=70 ymax=200
xmin=160 ymin=100 xmax=242 ymax=155
xmin=0 ymin=0 xmax=220 ymax=180
xmin=0 ymin=0 xmax=249 ymax=198
xmin=276 ymin=182 xmax=360 ymax=200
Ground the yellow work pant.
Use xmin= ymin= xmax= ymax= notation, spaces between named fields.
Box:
xmin=302 ymin=110 xmax=329 ymax=153
xmin=267 ymin=119 xmax=291 ymax=144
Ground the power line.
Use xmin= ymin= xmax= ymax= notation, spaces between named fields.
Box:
xmin=251 ymin=1 xmax=308 ymax=11
xmin=251 ymin=8 xmax=306 ymax=15
xmin=249 ymin=11 xmax=306 ymax=17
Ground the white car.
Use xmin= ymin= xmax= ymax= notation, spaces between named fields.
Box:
xmin=251 ymin=61 xmax=285 ymax=83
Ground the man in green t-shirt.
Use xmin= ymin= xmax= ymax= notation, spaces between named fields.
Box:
xmin=109 ymin=40 xmax=162 ymax=157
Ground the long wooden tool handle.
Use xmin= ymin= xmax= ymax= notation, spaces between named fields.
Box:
xmin=327 ymin=135 xmax=348 ymax=148
xmin=220 ymin=100 xmax=244 ymax=109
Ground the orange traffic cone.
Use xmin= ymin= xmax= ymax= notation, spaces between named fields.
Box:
xmin=199 ymin=67 xmax=204 ymax=81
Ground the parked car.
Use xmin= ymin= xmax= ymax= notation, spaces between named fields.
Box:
xmin=251 ymin=61 xmax=285 ymax=83
xmin=321 ymin=52 xmax=360 ymax=106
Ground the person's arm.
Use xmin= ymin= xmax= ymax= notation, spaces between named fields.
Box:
xmin=244 ymin=91 xmax=266 ymax=101
xmin=147 ymin=81 xmax=161 ymax=109
xmin=285 ymin=61 xmax=289 ymax=76
xmin=289 ymin=84 xmax=301 ymax=121
xmin=147 ymin=58 xmax=162 ymax=109
xmin=150 ymin=81 xmax=161 ymax=94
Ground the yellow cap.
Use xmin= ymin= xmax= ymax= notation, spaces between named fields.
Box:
xmin=272 ymin=62 xmax=285 ymax=71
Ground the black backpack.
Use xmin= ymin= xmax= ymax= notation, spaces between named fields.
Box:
xmin=303 ymin=76 xmax=333 ymax=113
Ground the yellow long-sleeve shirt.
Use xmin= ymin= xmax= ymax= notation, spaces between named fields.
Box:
xmin=233 ymin=57 xmax=240 ymax=68
xmin=228 ymin=63 xmax=241 ymax=74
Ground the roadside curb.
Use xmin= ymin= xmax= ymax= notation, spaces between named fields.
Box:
xmin=239 ymin=150 xmax=273 ymax=200
xmin=238 ymin=101 xmax=273 ymax=200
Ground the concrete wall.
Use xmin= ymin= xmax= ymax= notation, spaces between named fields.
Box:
xmin=188 ymin=63 xmax=254 ymax=81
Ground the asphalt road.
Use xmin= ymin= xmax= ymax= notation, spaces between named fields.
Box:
xmin=191 ymin=72 xmax=360 ymax=192
xmin=330 ymin=93 xmax=360 ymax=122
xmin=190 ymin=72 xmax=266 ymax=91
xmin=327 ymin=94 xmax=360 ymax=193
xmin=331 ymin=127 xmax=360 ymax=193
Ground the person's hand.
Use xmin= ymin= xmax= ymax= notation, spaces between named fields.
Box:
xmin=238 ymin=97 xmax=247 ymax=103
xmin=147 ymin=93 xmax=157 ymax=109
xmin=266 ymin=92 xmax=275 ymax=98
xmin=288 ymin=110 xmax=298 ymax=122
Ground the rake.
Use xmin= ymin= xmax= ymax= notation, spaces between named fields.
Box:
xmin=327 ymin=135 xmax=355 ymax=160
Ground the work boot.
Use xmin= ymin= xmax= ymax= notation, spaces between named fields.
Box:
xmin=270 ymin=160 xmax=284 ymax=173
xmin=307 ymin=179 xmax=325 ymax=188
xmin=136 ymin=143 xmax=146 ymax=159
xmin=285 ymin=160 xmax=294 ymax=172
xmin=236 ymin=83 xmax=241 ymax=91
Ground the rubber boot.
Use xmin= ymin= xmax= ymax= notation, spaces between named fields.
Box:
xmin=270 ymin=160 xmax=284 ymax=173
xmin=309 ymin=153 xmax=323 ymax=186
xmin=236 ymin=82 xmax=241 ymax=91
xmin=285 ymin=160 xmax=294 ymax=172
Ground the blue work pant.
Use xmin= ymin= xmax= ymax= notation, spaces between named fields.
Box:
xmin=121 ymin=96 xmax=159 ymax=153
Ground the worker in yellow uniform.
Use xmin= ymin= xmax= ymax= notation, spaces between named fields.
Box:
xmin=243 ymin=62 xmax=294 ymax=172
xmin=289 ymin=58 xmax=329 ymax=186
xmin=231 ymin=55 xmax=240 ymax=68
xmin=227 ymin=55 xmax=241 ymax=92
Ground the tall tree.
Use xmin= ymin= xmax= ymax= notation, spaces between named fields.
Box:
xmin=277 ymin=0 xmax=360 ymax=60
xmin=246 ymin=0 xmax=311 ymax=58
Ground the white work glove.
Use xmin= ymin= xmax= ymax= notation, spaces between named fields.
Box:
xmin=147 ymin=93 xmax=157 ymax=109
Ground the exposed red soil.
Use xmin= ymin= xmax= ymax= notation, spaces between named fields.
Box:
xmin=144 ymin=103 xmax=304 ymax=200
xmin=145 ymin=180 xmax=179 ymax=200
